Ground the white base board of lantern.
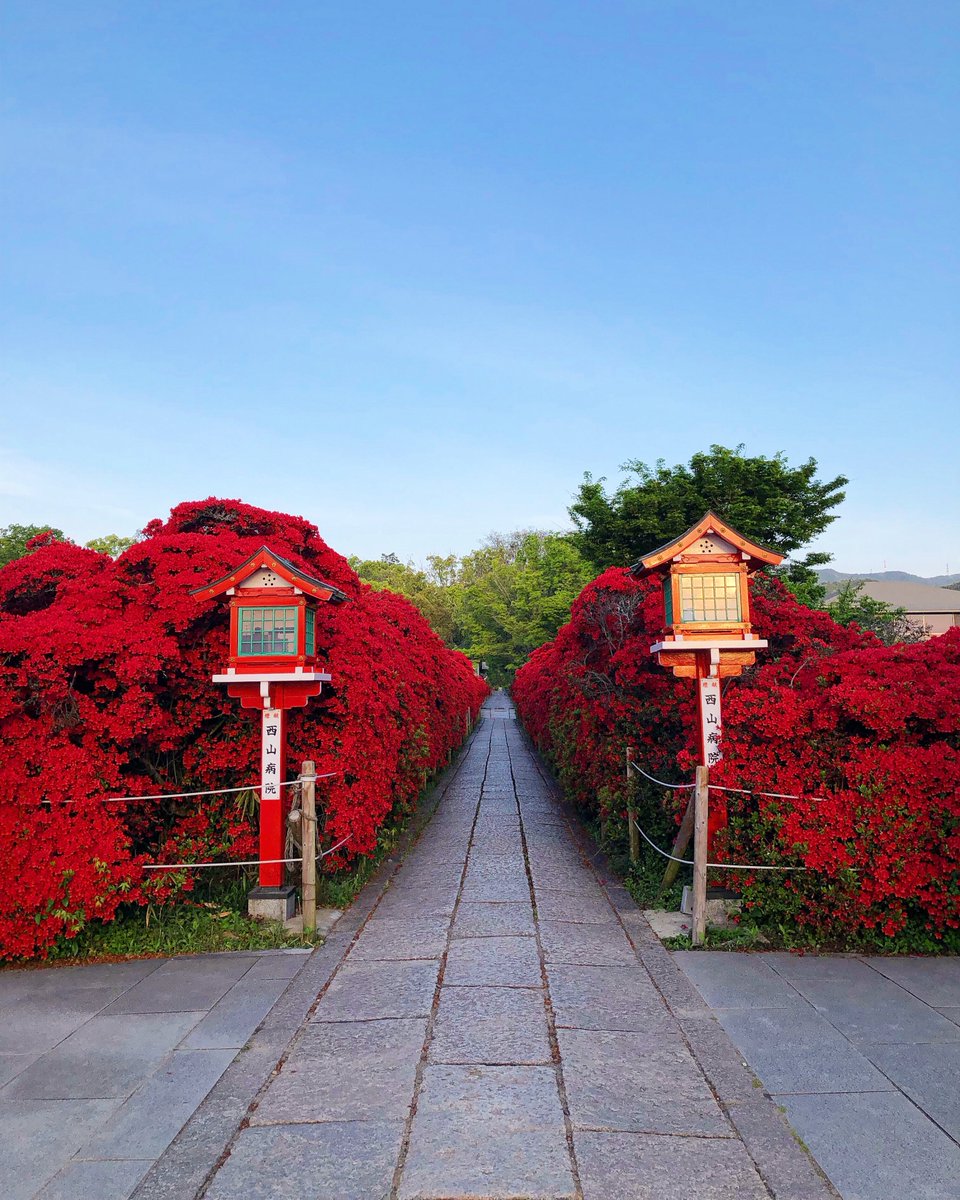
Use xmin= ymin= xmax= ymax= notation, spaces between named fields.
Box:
xmin=248 ymin=885 xmax=297 ymax=922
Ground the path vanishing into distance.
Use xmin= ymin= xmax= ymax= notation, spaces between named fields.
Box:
xmin=2 ymin=693 xmax=840 ymax=1200
xmin=135 ymin=692 xmax=832 ymax=1200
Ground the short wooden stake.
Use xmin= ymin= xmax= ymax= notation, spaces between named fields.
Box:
xmin=660 ymin=793 xmax=695 ymax=892
xmin=692 ymin=765 xmax=709 ymax=946
xmin=626 ymin=747 xmax=639 ymax=864
xmin=300 ymin=760 xmax=317 ymax=935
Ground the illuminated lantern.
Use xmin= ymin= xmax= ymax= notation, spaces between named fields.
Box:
xmin=192 ymin=547 xmax=348 ymax=918
xmin=633 ymin=512 xmax=783 ymax=843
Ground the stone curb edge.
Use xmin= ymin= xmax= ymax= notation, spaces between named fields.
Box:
xmin=130 ymin=729 xmax=478 ymax=1200
xmin=517 ymin=720 xmax=841 ymax=1200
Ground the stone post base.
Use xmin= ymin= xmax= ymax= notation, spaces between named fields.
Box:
xmin=248 ymin=884 xmax=297 ymax=922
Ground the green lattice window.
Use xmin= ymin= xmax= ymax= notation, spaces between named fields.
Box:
xmin=238 ymin=607 xmax=298 ymax=656
xmin=304 ymin=607 xmax=316 ymax=657
xmin=679 ymin=574 xmax=741 ymax=623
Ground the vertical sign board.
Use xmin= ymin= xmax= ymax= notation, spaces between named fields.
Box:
xmin=698 ymin=677 xmax=722 ymax=767
xmin=260 ymin=708 xmax=286 ymax=887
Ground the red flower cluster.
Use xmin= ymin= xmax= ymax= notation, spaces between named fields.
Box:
xmin=0 ymin=498 xmax=487 ymax=960
xmin=514 ymin=568 xmax=960 ymax=949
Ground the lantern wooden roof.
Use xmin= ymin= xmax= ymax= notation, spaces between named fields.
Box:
xmin=190 ymin=546 xmax=350 ymax=603
xmin=632 ymin=512 xmax=783 ymax=576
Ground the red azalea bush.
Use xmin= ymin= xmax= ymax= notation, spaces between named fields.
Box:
xmin=513 ymin=568 xmax=960 ymax=951
xmin=0 ymin=499 xmax=487 ymax=960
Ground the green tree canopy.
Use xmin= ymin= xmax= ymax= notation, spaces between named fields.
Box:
xmin=457 ymin=531 xmax=594 ymax=686
xmin=85 ymin=534 xmax=137 ymax=557
xmin=569 ymin=444 xmax=847 ymax=572
xmin=0 ymin=523 xmax=67 ymax=569
xmin=348 ymin=553 xmax=463 ymax=646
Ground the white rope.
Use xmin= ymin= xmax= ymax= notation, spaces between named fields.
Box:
xmin=626 ymin=761 xmax=695 ymax=790
xmin=709 ymin=783 xmax=829 ymax=804
xmin=627 ymin=757 xmax=830 ymax=805
xmin=631 ymin=819 xmax=807 ymax=872
xmin=143 ymin=857 xmax=302 ymax=871
xmin=141 ymin=833 xmax=354 ymax=872
xmin=100 ymin=773 xmax=339 ymax=804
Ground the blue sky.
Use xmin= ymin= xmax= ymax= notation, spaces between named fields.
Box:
xmin=2 ymin=2 xmax=957 ymax=573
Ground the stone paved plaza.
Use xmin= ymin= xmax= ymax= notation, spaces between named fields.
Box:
xmin=677 ymin=950 xmax=960 ymax=1200
xmin=0 ymin=948 xmax=310 ymax=1199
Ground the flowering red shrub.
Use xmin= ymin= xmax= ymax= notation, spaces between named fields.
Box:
xmin=0 ymin=499 xmax=487 ymax=960
xmin=514 ymin=568 xmax=960 ymax=950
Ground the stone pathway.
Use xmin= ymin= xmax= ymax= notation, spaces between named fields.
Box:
xmin=676 ymin=950 xmax=960 ymax=1200
xmin=0 ymin=948 xmax=310 ymax=1200
xmin=182 ymin=693 xmax=832 ymax=1200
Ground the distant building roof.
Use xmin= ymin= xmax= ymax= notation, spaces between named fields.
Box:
xmin=826 ymin=579 xmax=960 ymax=614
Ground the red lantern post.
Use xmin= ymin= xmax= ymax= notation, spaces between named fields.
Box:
xmin=191 ymin=547 xmax=348 ymax=919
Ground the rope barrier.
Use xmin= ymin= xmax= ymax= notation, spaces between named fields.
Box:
xmin=142 ymin=833 xmax=354 ymax=872
xmin=100 ymin=773 xmax=340 ymax=805
xmin=708 ymin=783 xmax=829 ymax=804
xmin=625 ymin=761 xmax=694 ymax=790
xmin=630 ymin=819 xmax=807 ymax=873
xmin=627 ymin=758 xmax=829 ymax=805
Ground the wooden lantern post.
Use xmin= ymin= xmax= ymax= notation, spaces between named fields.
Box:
xmin=191 ymin=547 xmax=348 ymax=921
xmin=632 ymin=513 xmax=783 ymax=940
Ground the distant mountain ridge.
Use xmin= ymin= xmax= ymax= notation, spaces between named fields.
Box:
xmin=817 ymin=568 xmax=960 ymax=589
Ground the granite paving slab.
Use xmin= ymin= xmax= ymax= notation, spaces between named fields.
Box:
xmin=713 ymin=1006 xmax=894 ymax=1095
xmin=36 ymin=1158 xmax=154 ymax=1200
xmin=312 ymin=959 xmax=440 ymax=1021
xmin=575 ymin=1130 xmax=769 ymax=1200
xmin=429 ymin=985 xmax=552 ymax=1064
xmin=675 ymin=951 xmax=810 ymax=1009
xmin=532 ymin=888 xmax=614 ymax=921
xmin=0 ymin=1097 xmax=122 ymax=1200
xmin=398 ymin=1064 xmax=575 ymax=1199
xmin=859 ymin=1040 xmax=960 ymax=1141
xmin=5 ymin=1011 xmax=206 ymax=1100
xmin=179 ymin=977 xmax=292 ymax=1050
xmin=786 ymin=972 xmax=960 ymax=1044
xmin=548 ymin=964 xmax=674 ymax=1032
xmin=347 ymin=916 xmax=450 ymax=961
xmin=101 ymin=957 xmax=255 ymax=1016
xmin=204 ymin=1120 xmax=405 ymax=1200
xmin=539 ymin=919 xmax=638 ymax=967
xmin=252 ymin=1018 xmax=426 ymax=1125
xmin=776 ymin=1089 xmax=960 ymax=1200
xmin=452 ymin=900 xmax=536 ymax=938
xmin=558 ymin=1027 xmax=732 ymax=1136
xmin=861 ymin=955 xmax=960 ymax=1007
xmin=79 ymin=1047 xmax=238 ymax=1159
xmin=443 ymin=934 xmax=543 ymax=986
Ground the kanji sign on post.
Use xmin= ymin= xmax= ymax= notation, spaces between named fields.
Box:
xmin=698 ymin=677 xmax=723 ymax=767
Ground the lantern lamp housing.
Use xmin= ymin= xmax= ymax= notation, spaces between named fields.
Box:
xmin=632 ymin=513 xmax=783 ymax=678
xmin=190 ymin=546 xmax=348 ymax=677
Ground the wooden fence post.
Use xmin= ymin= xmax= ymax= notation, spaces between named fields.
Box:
xmin=300 ymin=760 xmax=317 ymax=935
xmin=626 ymin=748 xmax=639 ymax=864
xmin=692 ymin=765 xmax=709 ymax=946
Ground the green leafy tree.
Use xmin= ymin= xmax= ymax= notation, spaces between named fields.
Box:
xmin=826 ymin=580 xmax=924 ymax=646
xmin=85 ymin=534 xmax=137 ymax=558
xmin=349 ymin=553 xmax=464 ymax=646
xmin=458 ymin=531 xmax=594 ymax=685
xmin=569 ymin=444 xmax=847 ymax=581
xmin=0 ymin=523 xmax=67 ymax=569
